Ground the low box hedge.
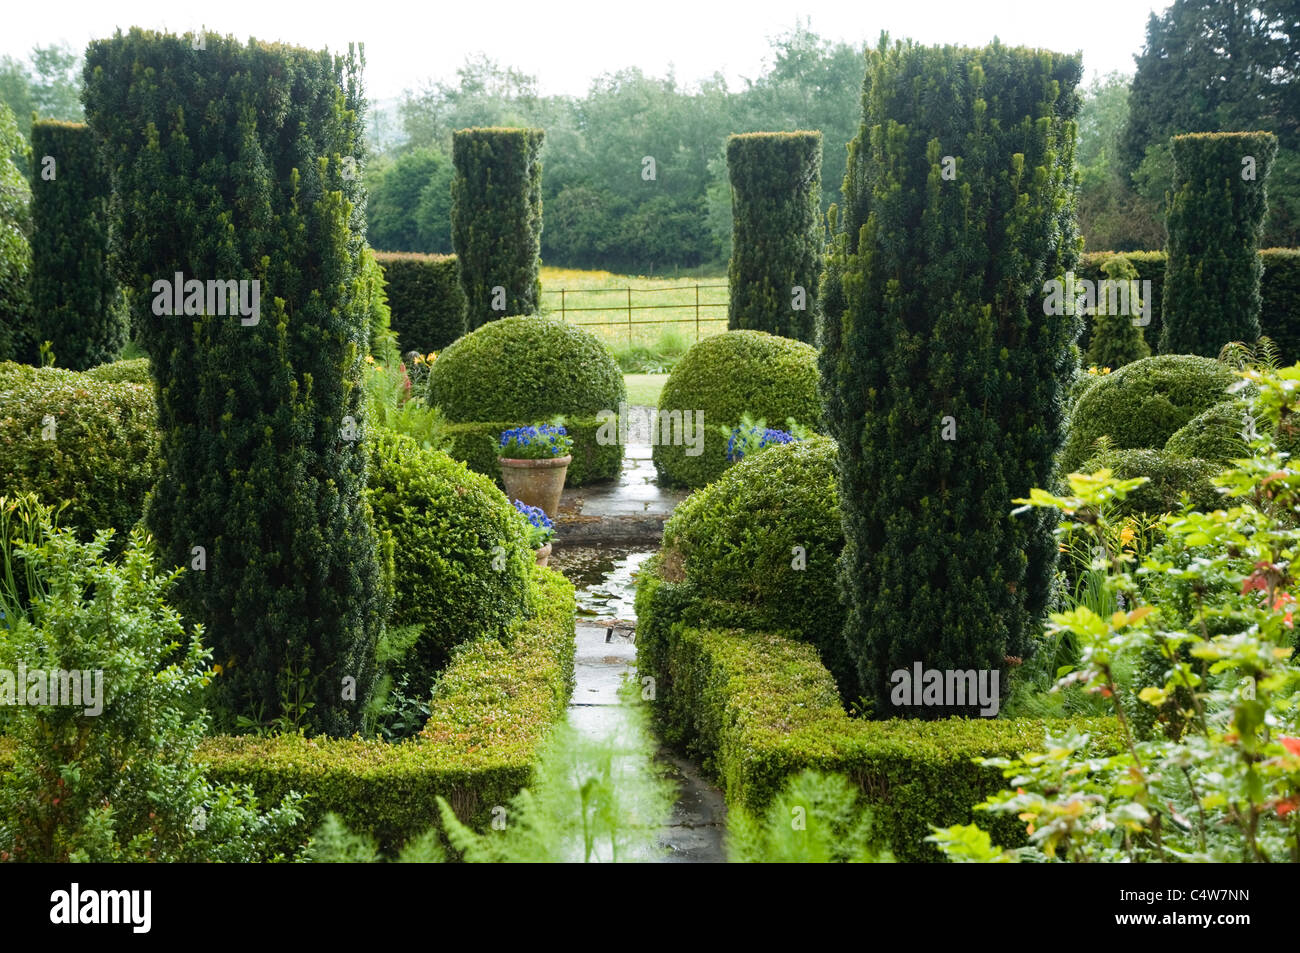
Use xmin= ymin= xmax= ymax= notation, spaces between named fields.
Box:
xmin=0 ymin=566 xmax=576 ymax=854
xmin=445 ymin=416 xmax=622 ymax=488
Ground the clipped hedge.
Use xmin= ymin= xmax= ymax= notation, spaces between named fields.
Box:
xmin=84 ymin=357 xmax=152 ymax=386
xmin=367 ymin=429 xmax=534 ymax=685
xmin=1060 ymin=354 xmax=1237 ymax=473
xmin=28 ymin=120 xmax=126 ymax=370
xmin=159 ymin=566 xmax=572 ymax=853
xmin=0 ymin=102 xmax=31 ymax=363
xmin=452 ymin=128 xmax=545 ymax=329
xmin=444 ymin=416 xmax=621 ymax=488
xmin=653 ymin=330 xmax=821 ymax=489
xmin=1081 ymin=447 xmax=1223 ymax=516
xmin=374 ymin=251 xmax=467 ymax=353
xmin=726 ymin=131 xmax=822 ymax=342
xmin=0 ymin=364 xmax=160 ymax=538
xmin=1163 ymin=399 xmax=1254 ymax=464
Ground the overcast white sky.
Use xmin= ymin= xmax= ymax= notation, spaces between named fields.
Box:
xmin=2 ymin=0 xmax=1172 ymax=100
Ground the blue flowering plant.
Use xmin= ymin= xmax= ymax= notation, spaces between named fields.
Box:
xmin=722 ymin=414 xmax=811 ymax=464
xmin=513 ymin=499 xmax=556 ymax=549
xmin=498 ymin=421 xmax=574 ymax=461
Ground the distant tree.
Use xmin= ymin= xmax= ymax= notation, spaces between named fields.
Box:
xmin=367 ymin=146 xmax=454 ymax=253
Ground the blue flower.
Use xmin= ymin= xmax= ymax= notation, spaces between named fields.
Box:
xmin=513 ymin=498 xmax=554 ymax=529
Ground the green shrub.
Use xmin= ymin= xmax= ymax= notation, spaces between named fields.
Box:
xmin=1081 ymin=447 xmax=1222 ymax=516
xmin=0 ymin=102 xmax=31 ymax=362
xmin=1060 ymin=354 xmax=1238 ymax=472
xmin=428 ymin=315 xmax=625 ymax=422
xmin=374 ymin=251 xmax=467 ymax=353
xmin=655 ymin=436 xmax=856 ymax=698
xmin=85 ymin=31 xmax=385 ymax=735
xmin=366 ymin=429 xmax=534 ymax=687
xmin=1162 ymin=399 xmax=1254 ymax=463
xmin=1084 ymin=254 xmax=1151 ymax=369
xmin=726 ymin=132 xmax=823 ymax=342
xmin=0 ymin=365 xmax=160 ymax=539
xmin=359 ymin=245 xmax=398 ymax=365
xmin=820 ymin=39 xmax=1083 ymax=714
xmin=27 ymin=120 xmax=126 ymax=370
xmin=443 ymin=416 xmax=621 ymax=487
xmin=83 ymin=356 xmax=151 ymax=386
xmin=652 ymin=329 xmax=820 ymax=489
xmin=451 ymin=128 xmax=545 ymax=330
xmin=1160 ymin=132 xmax=1278 ymax=356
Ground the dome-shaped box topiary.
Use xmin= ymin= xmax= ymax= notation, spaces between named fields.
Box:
xmin=84 ymin=357 xmax=152 ymax=387
xmin=652 ymin=329 xmax=821 ymax=489
xmin=1081 ymin=447 xmax=1222 ymax=517
xmin=0 ymin=364 xmax=160 ymax=539
xmin=366 ymin=428 xmax=535 ymax=689
xmin=651 ymin=436 xmax=856 ymax=699
xmin=1163 ymin=399 xmax=1253 ymax=464
xmin=1060 ymin=354 xmax=1237 ymax=473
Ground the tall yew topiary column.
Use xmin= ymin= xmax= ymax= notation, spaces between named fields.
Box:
xmin=452 ymin=127 xmax=545 ymax=330
xmin=726 ymin=131 xmax=823 ymax=342
xmin=28 ymin=120 xmax=126 ymax=369
xmin=1159 ymin=131 xmax=1277 ymax=356
xmin=820 ymin=39 xmax=1083 ymax=717
xmin=84 ymin=30 xmax=384 ymax=735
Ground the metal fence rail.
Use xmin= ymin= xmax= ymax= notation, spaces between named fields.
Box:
xmin=540 ymin=284 xmax=729 ymax=343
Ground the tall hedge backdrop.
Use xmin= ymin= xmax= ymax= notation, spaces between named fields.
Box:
xmin=820 ymin=39 xmax=1083 ymax=716
xmin=726 ymin=131 xmax=823 ymax=341
xmin=28 ymin=120 xmax=126 ymax=369
xmin=1159 ymin=131 xmax=1278 ymax=357
xmin=83 ymin=29 xmax=385 ymax=735
xmin=451 ymin=127 xmax=545 ymax=330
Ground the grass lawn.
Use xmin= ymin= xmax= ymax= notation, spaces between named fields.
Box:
xmin=624 ymin=373 xmax=667 ymax=407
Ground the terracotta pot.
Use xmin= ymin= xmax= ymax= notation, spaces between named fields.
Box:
xmin=534 ymin=542 xmax=553 ymax=567
xmin=499 ymin=454 xmax=571 ymax=519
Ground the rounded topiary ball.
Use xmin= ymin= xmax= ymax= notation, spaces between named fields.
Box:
xmin=0 ymin=364 xmax=160 ymax=539
xmin=1060 ymin=354 xmax=1238 ymax=473
xmin=366 ymin=428 xmax=534 ymax=688
xmin=653 ymin=329 xmax=821 ymax=488
xmin=1163 ymin=399 xmax=1253 ymax=464
xmin=1082 ymin=447 xmax=1222 ymax=516
xmin=656 ymin=435 xmax=855 ymax=697
xmin=427 ymin=315 xmax=625 ymax=423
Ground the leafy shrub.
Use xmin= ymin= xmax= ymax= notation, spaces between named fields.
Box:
xmin=1084 ymin=254 xmax=1151 ymax=369
xmin=374 ymin=252 xmax=467 ymax=353
xmin=444 ymin=416 xmax=621 ymax=487
xmin=0 ymin=102 xmax=31 ymax=363
xmin=1075 ymin=251 xmax=1169 ymax=353
xmin=83 ymin=356 xmax=151 ymax=386
xmin=27 ymin=120 xmax=126 ymax=370
xmin=654 ymin=436 xmax=856 ymax=696
xmin=727 ymin=770 xmax=894 ymax=863
xmin=726 ymin=131 xmax=823 ymax=342
xmin=1060 ymin=354 xmax=1237 ymax=473
xmin=0 ymin=507 xmax=303 ymax=862
xmin=1163 ymin=398 xmax=1255 ymax=463
xmin=820 ymin=39 xmax=1083 ymax=713
xmin=359 ymin=245 xmax=399 ymax=365
xmin=363 ymin=358 xmax=449 ymax=452
xmin=452 ymin=128 xmax=545 ymax=329
xmin=85 ymin=31 xmax=385 ymax=734
xmin=366 ymin=429 xmax=534 ymax=688
xmin=0 ymin=365 xmax=160 ymax=539
xmin=304 ymin=813 xmax=445 ymax=863
xmin=653 ymin=329 xmax=820 ymax=489
xmin=429 ymin=315 xmax=625 ymax=422
xmin=1160 ymin=132 xmax=1278 ymax=356
xmin=1080 ymin=447 xmax=1222 ymax=516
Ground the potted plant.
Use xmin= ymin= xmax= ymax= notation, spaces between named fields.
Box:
xmin=513 ymin=499 xmax=556 ymax=566
xmin=498 ymin=423 xmax=573 ymax=520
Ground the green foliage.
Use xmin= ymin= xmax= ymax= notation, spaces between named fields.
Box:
xmin=727 ymin=769 xmax=894 ymax=863
xmin=1060 ymin=354 xmax=1238 ymax=472
xmin=362 ymin=359 xmax=450 ymax=452
xmin=438 ymin=689 xmax=674 ymax=862
xmin=1081 ymin=447 xmax=1223 ymax=517
xmin=0 ymin=364 xmax=160 ymax=539
xmin=83 ymin=356 xmax=151 ymax=386
xmin=726 ymin=131 xmax=822 ymax=341
xmin=1262 ymin=248 xmax=1300 ymax=361
xmin=366 ymin=429 xmax=533 ymax=688
xmin=304 ymin=812 xmax=447 ymax=862
xmin=83 ymin=30 xmax=385 ymax=735
xmin=451 ymin=128 xmax=544 ymax=329
xmin=0 ymin=513 xmax=303 ymax=862
xmin=27 ymin=121 xmax=126 ymax=370
xmin=0 ymin=101 xmax=31 ymax=362
xmin=358 ymin=245 xmax=399 ymax=365
xmin=443 ymin=416 xmax=621 ymax=487
xmin=653 ymin=329 xmax=820 ymax=489
xmin=192 ymin=568 xmax=576 ymax=852
xmin=374 ymin=252 xmax=467 ymax=353
xmin=1160 ymin=132 xmax=1278 ymax=356
xmin=367 ymin=146 xmax=454 ymax=254
xmin=655 ymin=436 xmax=857 ymax=697
xmin=820 ymin=38 xmax=1084 ymax=714
xmin=429 ymin=315 xmax=625 ymax=422
xmin=1084 ymin=255 xmax=1151 ymax=369
xmin=609 ymin=326 xmax=690 ymax=373
xmin=1163 ymin=398 xmax=1256 ymax=463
